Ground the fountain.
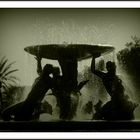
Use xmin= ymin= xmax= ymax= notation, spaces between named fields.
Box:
xmin=24 ymin=44 xmax=114 ymax=120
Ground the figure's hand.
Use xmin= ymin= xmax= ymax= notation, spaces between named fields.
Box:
xmin=35 ymin=56 xmax=42 ymax=62
xmin=92 ymin=53 xmax=101 ymax=58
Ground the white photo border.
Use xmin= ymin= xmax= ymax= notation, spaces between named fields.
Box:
xmin=0 ymin=1 xmax=140 ymax=139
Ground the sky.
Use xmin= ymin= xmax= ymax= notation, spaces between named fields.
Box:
xmin=0 ymin=8 xmax=140 ymax=86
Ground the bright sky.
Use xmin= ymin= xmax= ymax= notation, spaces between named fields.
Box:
xmin=0 ymin=8 xmax=140 ymax=86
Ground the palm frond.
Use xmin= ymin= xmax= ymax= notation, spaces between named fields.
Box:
xmin=6 ymin=82 xmax=15 ymax=88
xmin=0 ymin=58 xmax=8 ymax=74
xmin=9 ymin=78 xmax=17 ymax=85
xmin=0 ymin=56 xmax=19 ymax=110
xmin=2 ymin=75 xmax=20 ymax=82
xmin=3 ymin=81 xmax=14 ymax=90
xmin=4 ymin=69 xmax=18 ymax=77
xmin=1 ymin=81 xmax=9 ymax=92
xmin=2 ymin=77 xmax=17 ymax=85
xmin=2 ymin=85 xmax=10 ymax=93
xmin=9 ymin=76 xmax=20 ymax=81
xmin=1 ymin=61 xmax=16 ymax=75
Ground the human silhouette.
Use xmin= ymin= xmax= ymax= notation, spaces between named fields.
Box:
xmin=51 ymin=66 xmax=72 ymax=120
xmin=35 ymin=56 xmax=42 ymax=76
xmin=100 ymin=79 xmax=137 ymax=120
xmin=91 ymin=56 xmax=137 ymax=120
xmin=2 ymin=61 xmax=54 ymax=121
xmin=52 ymin=66 xmax=63 ymax=92
xmin=51 ymin=66 xmax=64 ymax=109
xmin=91 ymin=56 xmax=118 ymax=97
xmin=58 ymin=57 xmax=78 ymax=91
xmin=92 ymin=100 xmax=103 ymax=120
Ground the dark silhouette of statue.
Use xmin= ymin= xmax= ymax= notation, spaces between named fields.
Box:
xmin=52 ymin=66 xmax=63 ymax=93
xmin=51 ymin=65 xmax=75 ymax=120
xmin=82 ymin=101 xmax=93 ymax=114
xmin=50 ymin=58 xmax=89 ymax=120
xmin=91 ymin=56 xmax=137 ymax=120
xmin=51 ymin=66 xmax=66 ymax=119
xmin=30 ymin=56 xmax=88 ymax=120
xmin=100 ymin=80 xmax=137 ymax=120
xmin=91 ymin=56 xmax=117 ymax=97
xmin=2 ymin=58 xmax=54 ymax=121
xmin=92 ymin=100 xmax=103 ymax=120
xmin=35 ymin=56 xmax=43 ymax=76
xmin=58 ymin=57 xmax=78 ymax=92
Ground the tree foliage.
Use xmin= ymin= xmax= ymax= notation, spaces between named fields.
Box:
xmin=0 ymin=56 xmax=19 ymax=110
xmin=0 ymin=56 xmax=18 ymax=92
xmin=117 ymin=36 xmax=140 ymax=82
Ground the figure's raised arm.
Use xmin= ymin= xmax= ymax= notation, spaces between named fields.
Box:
xmin=91 ymin=53 xmax=100 ymax=73
xmin=35 ymin=56 xmax=42 ymax=76
xmin=91 ymin=54 xmax=105 ymax=78
xmin=91 ymin=56 xmax=96 ymax=73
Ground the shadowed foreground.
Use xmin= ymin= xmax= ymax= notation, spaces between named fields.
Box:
xmin=0 ymin=121 xmax=140 ymax=132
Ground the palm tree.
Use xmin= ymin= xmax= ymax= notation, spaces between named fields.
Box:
xmin=0 ymin=56 xmax=18 ymax=110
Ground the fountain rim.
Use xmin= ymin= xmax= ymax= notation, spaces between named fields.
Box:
xmin=24 ymin=43 xmax=115 ymax=60
xmin=24 ymin=43 xmax=114 ymax=48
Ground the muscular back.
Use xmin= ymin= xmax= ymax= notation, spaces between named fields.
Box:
xmin=94 ymin=70 xmax=119 ymax=97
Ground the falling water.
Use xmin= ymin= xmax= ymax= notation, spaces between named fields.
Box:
xmin=8 ymin=18 xmax=139 ymax=121
xmin=117 ymin=62 xmax=140 ymax=120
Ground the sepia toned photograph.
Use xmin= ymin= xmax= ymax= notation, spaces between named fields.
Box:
xmin=0 ymin=8 xmax=140 ymax=131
